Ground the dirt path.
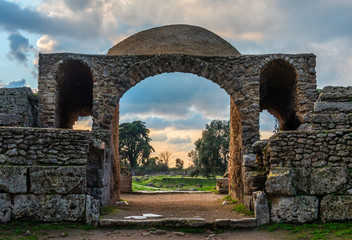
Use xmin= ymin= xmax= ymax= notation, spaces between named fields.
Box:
xmin=103 ymin=193 xmax=246 ymax=222
xmin=34 ymin=228 xmax=284 ymax=240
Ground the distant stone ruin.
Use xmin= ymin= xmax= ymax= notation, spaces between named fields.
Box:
xmin=0 ymin=24 xmax=351 ymax=225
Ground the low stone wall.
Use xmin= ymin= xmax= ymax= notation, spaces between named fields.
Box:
xmin=312 ymin=86 xmax=352 ymax=130
xmin=216 ymin=178 xmax=229 ymax=194
xmin=263 ymin=129 xmax=352 ymax=223
xmin=0 ymin=127 xmax=99 ymax=223
xmin=0 ymin=88 xmax=37 ymax=127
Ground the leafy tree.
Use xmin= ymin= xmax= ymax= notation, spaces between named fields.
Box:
xmin=175 ymin=158 xmax=184 ymax=170
xmin=142 ymin=157 xmax=158 ymax=169
xmin=119 ymin=121 xmax=154 ymax=175
xmin=188 ymin=120 xmax=229 ymax=177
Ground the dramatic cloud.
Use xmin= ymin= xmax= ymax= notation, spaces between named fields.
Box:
xmin=1 ymin=0 xmax=352 ymax=160
xmin=7 ymin=32 xmax=33 ymax=64
xmin=64 ymin=0 xmax=92 ymax=12
xmin=120 ymin=73 xmax=229 ymax=121
xmin=150 ymin=133 xmax=168 ymax=142
xmin=4 ymin=79 xmax=26 ymax=88
xmin=0 ymin=0 xmax=102 ymax=39
xmin=168 ymin=136 xmax=192 ymax=144
xmin=275 ymin=0 xmax=352 ymax=42
xmin=309 ymin=38 xmax=352 ymax=87
xmin=108 ymin=0 xmax=284 ymax=42
xmin=36 ymin=34 xmax=58 ymax=52
xmin=121 ymin=111 xmax=218 ymax=131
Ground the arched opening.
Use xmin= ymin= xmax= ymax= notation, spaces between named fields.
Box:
xmin=259 ymin=110 xmax=279 ymax=139
xmin=119 ymin=72 xmax=230 ymax=176
xmin=105 ymin=68 xmax=246 ymax=221
xmin=260 ymin=59 xmax=301 ymax=130
xmin=56 ymin=59 xmax=93 ymax=129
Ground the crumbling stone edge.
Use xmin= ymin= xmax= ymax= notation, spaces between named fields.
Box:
xmin=99 ymin=217 xmax=258 ymax=229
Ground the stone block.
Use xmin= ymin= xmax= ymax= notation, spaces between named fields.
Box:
xmin=214 ymin=219 xmax=229 ymax=228
xmin=293 ymin=167 xmax=311 ymax=194
xmin=99 ymin=219 xmax=164 ymax=228
xmin=0 ymin=114 xmax=23 ymax=126
xmin=265 ymin=167 xmax=296 ymax=195
xmin=321 ymin=195 xmax=352 ymax=222
xmin=297 ymin=123 xmax=312 ymax=131
xmin=244 ymin=171 xmax=267 ymax=195
xmin=314 ymin=102 xmax=352 ymax=113
xmin=0 ymin=154 xmax=8 ymax=164
xmin=0 ymin=166 xmax=27 ymax=193
xmin=87 ymin=187 xmax=110 ymax=206
xmin=30 ymin=166 xmax=86 ymax=194
xmin=319 ymin=86 xmax=352 ymax=102
xmin=310 ymin=167 xmax=348 ymax=195
xmin=87 ymin=167 xmax=104 ymax=188
xmin=252 ymin=140 xmax=268 ymax=154
xmin=120 ymin=173 xmax=132 ymax=193
xmin=229 ymin=218 xmax=257 ymax=228
xmin=270 ymin=196 xmax=319 ymax=223
xmin=253 ymin=191 xmax=270 ymax=226
xmin=0 ymin=193 xmax=11 ymax=222
xmin=216 ymin=178 xmax=228 ymax=194
xmin=243 ymin=154 xmax=257 ymax=167
xmin=12 ymin=194 xmax=85 ymax=221
xmin=86 ymin=195 xmax=100 ymax=225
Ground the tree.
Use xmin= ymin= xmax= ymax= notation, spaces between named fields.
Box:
xmin=159 ymin=151 xmax=172 ymax=168
xmin=175 ymin=158 xmax=184 ymax=170
xmin=188 ymin=120 xmax=229 ymax=177
xmin=119 ymin=121 xmax=154 ymax=176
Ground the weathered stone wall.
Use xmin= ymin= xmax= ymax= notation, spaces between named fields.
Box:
xmin=263 ymin=129 xmax=352 ymax=223
xmin=0 ymin=127 xmax=99 ymax=223
xmin=37 ymin=53 xmax=317 ymax=153
xmin=37 ymin=52 xmax=317 ymax=205
xmin=87 ymin=129 xmax=119 ymax=206
xmin=0 ymin=88 xmax=37 ymax=127
xmin=312 ymin=86 xmax=352 ymax=130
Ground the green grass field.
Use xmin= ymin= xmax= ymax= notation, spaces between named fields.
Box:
xmin=132 ymin=175 xmax=218 ymax=192
xmin=262 ymin=222 xmax=352 ymax=240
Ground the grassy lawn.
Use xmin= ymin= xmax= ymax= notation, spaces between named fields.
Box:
xmin=261 ymin=222 xmax=352 ymax=240
xmin=132 ymin=175 xmax=218 ymax=192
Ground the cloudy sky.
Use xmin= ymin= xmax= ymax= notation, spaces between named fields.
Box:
xmin=0 ymin=0 xmax=351 ymax=166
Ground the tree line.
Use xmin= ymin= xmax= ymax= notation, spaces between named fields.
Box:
xmin=119 ymin=120 xmax=229 ymax=177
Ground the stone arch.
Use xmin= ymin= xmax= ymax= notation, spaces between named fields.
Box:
xmin=55 ymin=59 xmax=93 ymax=129
xmin=116 ymin=56 xmax=243 ymax=99
xmin=101 ymin=55 xmax=257 ymax=202
xmin=259 ymin=58 xmax=301 ymax=130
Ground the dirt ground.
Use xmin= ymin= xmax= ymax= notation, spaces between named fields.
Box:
xmin=103 ymin=193 xmax=245 ymax=221
xmin=30 ymin=228 xmax=285 ymax=240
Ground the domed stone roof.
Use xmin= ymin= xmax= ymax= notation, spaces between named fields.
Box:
xmin=107 ymin=24 xmax=240 ymax=56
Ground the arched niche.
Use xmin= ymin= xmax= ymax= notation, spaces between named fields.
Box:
xmin=56 ymin=59 xmax=93 ymax=129
xmin=260 ymin=59 xmax=301 ymax=131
